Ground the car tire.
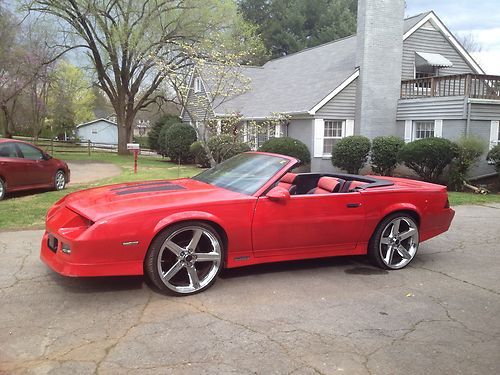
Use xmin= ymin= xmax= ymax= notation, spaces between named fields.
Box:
xmin=54 ymin=170 xmax=66 ymax=191
xmin=0 ymin=178 xmax=5 ymax=200
xmin=144 ymin=221 xmax=225 ymax=296
xmin=368 ymin=213 xmax=419 ymax=270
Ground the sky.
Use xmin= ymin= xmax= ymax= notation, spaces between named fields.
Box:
xmin=405 ymin=0 xmax=500 ymax=75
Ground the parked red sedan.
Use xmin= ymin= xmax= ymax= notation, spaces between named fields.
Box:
xmin=41 ymin=152 xmax=454 ymax=296
xmin=0 ymin=139 xmax=70 ymax=200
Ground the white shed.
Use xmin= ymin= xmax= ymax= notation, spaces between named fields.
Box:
xmin=76 ymin=118 xmax=118 ymax=145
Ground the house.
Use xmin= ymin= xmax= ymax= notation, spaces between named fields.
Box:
xmin=76 ymin=118 xmax=118 ymax=145
xmin=181 ymin=0 xmax=500 ymax=178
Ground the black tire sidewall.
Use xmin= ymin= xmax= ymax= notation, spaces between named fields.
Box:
xmin=368 ymin=213 xmax=418 ymax=270
xmin=0 ymin=178 xmax=5 ymax=200
xmin=144 ymin=221 xmax=224 ymax=296
xmin=54 ymin=170 xmax=65 ymax=191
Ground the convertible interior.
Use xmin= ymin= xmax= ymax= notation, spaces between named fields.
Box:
xmin=276 ymin=172 xmax=392 ymax=195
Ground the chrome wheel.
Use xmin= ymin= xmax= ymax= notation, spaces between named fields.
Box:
xmin=379 ymin=217 xmax=419 ymax=269
xmin=55 ymin=171 xmax=65 ymax=190
xmin=156 ymin=225 xmax=222 ymax=294
xmin=0 ymin=178 xmax=5 ymax=200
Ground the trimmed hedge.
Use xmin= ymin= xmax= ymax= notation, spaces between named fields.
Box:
xmin=163 ymin=123 xmax=197 ymax=163
xmin=331 ymin=135 xmax=371 ymax=174
xmin=398 ymin=137 xmax=457 ymax=183
xmin=370 ymin=136 xmax=405 ymax=176
xmin=258 ymin=137 xmax=311 ymax=164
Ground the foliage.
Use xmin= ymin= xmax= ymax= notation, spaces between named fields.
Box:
xmin=258 ymin=137 xmax=311 ymax=164
xmin=148 ymin=114 xmax=181 ymax=152
xmin=163 ymin=123 xmax=197 ymax=163
xmin=239 ymin=0 xmax=357 ymax=60
xmin=487 ymin=144 xmax=500 ymax=173
xmin=331 ymin=136 xmax=371 ymax=174
xmin=370 ymin=136 xmax=405 ymax=176
xmin=448 ymin=136 xmax=486 ymax=190
xmin=190 ymin=135 xmax=250 ymax=167
xmin=398 ymin=138 xmax=458 ymax=183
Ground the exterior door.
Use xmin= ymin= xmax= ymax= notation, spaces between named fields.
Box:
xmin=252 ymin=192 xmax=365 ymax=257
xmin=15 ymin=143 xmax=51 ymax=186
xmin=0 ymin=142 xmax=25 ymax=189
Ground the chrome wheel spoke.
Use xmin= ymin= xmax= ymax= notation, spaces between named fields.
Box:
xmin=187 ymin=266 xmax=201 ymax=289
xmin=162 ymin=260 xmax=183 ymax=281
xmin=380 ymin=237 xmax=391 ymax=245
xmin=400 ymin=228 xmax=417 ymax=240
xmin=384 ymin=246 xmax=395 ymax=265
xmin=391 ymin=219 xmax=401 ymax=237
xmin=397 ymin=245 xmax=412 ymax=260
xmin=187 ymin=229 xmax=203 ymax=252
xmin=195 ymin=252 xmax=220 ymax=262
xmin=164 ymin=240 xmax=184 ymax=257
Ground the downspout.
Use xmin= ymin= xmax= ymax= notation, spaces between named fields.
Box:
xmin=465 ymin=99 xmax=471 ymax=136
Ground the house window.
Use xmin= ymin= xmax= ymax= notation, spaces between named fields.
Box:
xmin=414 ymin=120 xmax=435 ymax=139
xmin=194 ymin=77 xmax=203 ymax=93
xmin=415 ymin=65 xmax=437 ymax=89
xmin=323 ymin=120 xmax=344 ymax=155
xmin=91 ymin=128 xmax=98 ymax=134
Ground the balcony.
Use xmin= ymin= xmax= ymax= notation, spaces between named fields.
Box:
xmin=400 ymin=73 xmax=500 ymax=100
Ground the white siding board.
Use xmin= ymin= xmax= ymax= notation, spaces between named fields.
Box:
xmin=402 ymin=28 xmax=475 ymax=80
xmin=316 ymin=81 xmax=357 ymax=119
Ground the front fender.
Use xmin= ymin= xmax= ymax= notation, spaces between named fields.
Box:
xmin=153 ymin=211 xmax=225 ymax=235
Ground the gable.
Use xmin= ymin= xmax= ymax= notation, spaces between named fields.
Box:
xmin=180 ymin=71 xmax=214 ymax=123
xmin=315 ymin=79 xmax=357 ymax=118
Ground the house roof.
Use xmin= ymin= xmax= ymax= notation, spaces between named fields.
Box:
xmin=76 ymin=118 xmax=117 ymax=129
xmin=199 ymin=11 xmax=481 ymax=119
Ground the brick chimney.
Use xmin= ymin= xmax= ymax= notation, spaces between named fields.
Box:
xmin=355 ymin=0 xmax=404 ymax=137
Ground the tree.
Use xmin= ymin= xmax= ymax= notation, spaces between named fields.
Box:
xmin=148 ymin=114 xmax=181 ymax=152
xmin=239 ymin=0 xmax=357 ymax=60
xmin=457 ymin=33 xmax=482 ymax=53
xmin=25 ymin=0 xmax=260 ymax=154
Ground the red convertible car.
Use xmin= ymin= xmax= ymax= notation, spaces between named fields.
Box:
xmin=0 ymin=139 xmax=70 ymax=200
xmin=41 ymin=152 xmax=454 ymax=296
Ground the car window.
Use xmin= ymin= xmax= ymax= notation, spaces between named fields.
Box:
xmin=17 ymin=143 xmax=43 ymax=160
xmin=0 ymin=143 xmax=19 ymax=158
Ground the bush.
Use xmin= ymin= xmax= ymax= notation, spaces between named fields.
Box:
xmin=370 ymin=136 xmax=405 ymax=176
xmin=399 ymin=137 xmax=458 ymax=183
xmin=331 ymin=135 xmax=371 ymax=174
xmin=258 ymin=137 xmax=311 ymax=164
xmin=190 ymin=135 xmax=250 ymax=167
xmin=487 ymin=144 xmax=500 ymax=173
xmin=448 ymin=136 xmax=486 ymax=190
xmin=163 ymin=123 xmax=197 ymax=163
xmin=148 ymin=114 xmax=181 ymax=152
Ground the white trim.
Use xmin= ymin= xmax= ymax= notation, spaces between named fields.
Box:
xmin=434 ymin=119 xmax=443 ymax=137
xmin=76 ymin=118 xmax=117 ymax=128
xmin=345 ymin=119 xmax=354 ymax=136
xmin=404 ymin=120 xmax=412 ymax=143
xmin=243 ymin=121 xmax=249 ymax=143
xmin=274 ymin=123 xmax=281 ymax=138
xmin=313 ymin=119 xmax=325 ymax=157
xmin=403 ymin=12 xmax=484 ymax=74
xmin=309 ymin=70 xmax=359 ymax=115
xmin=216 ymin=119 xmax=222 ymax=135
xmin=490 ymin=120 xmax=499 ymax=150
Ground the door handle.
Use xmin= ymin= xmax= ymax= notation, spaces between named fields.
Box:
xmin=346 ymin=203 xmax=361 ymax=208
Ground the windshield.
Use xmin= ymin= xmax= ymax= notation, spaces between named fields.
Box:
xmin=193 ymin=153 xmax=291 ymax=195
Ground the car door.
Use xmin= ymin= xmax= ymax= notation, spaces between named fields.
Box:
xmin=251 ymin=192 xmax=365 ymax=258
xmin=0 ymin=142 xmax=26 ymax=189
xmin=15 ymin=143 xmax=51 ymax=187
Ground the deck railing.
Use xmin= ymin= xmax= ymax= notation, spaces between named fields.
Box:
xmin=400 ymin=73 xmax=500 ymax=100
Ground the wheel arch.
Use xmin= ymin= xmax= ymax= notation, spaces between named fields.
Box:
xmin=380 ymin=204 xmax=421 ymax=227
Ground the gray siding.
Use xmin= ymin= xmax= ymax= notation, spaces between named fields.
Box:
xmin=397 ymin=96 xmax=466 ymax=120
xmin=181 ymin=74 xmax=214 ymax=123
xmin=287 ymin=118 xmax=313 ymax=147
xmin=468 ymin=120 xmax=497 ymax=177
xmin=402 ymin=25 xmax=475 ymax=80
xmin=442 ymin=120 xmax=466 ymax=140
xmin=316 ymin=80 xmax=357 ymax=119
xmin=76 ymin=121 xmax=118 ymax=144
xmin=469 ymin=103 xmax=500 ymax=121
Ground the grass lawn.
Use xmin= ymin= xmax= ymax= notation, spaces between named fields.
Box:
xmin=0 ymin=152 xmax=201 ymax=231
xmin=448 ymin=191 xmax=500 ymax=206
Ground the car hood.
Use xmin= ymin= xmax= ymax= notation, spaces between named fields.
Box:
xmin=62 ymin=179 xmax=246 ymax=222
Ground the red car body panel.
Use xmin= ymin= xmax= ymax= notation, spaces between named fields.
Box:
xmin=0 ymin=139 xmax=70 ymax=194
xmin=40 ymin=152 xmax=454 ymax=277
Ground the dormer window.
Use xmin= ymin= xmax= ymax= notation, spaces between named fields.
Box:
xmin=194 ymin=77 xmax=203 ymax=93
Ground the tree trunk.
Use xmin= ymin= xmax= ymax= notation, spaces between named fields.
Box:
xmin=1 ymin=105 xmax=14 ymax=138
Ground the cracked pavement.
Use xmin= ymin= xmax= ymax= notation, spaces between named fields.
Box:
xmin=0 ymin=204 xmax=499 ymax=374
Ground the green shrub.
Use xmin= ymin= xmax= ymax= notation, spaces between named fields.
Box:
xmin=258 ymin=137 xmax=311 ymax=164
xmin=157 ymin=126 xmax=169 ymax=156
xmin=448 ymin=136 xmax=486 ymax=190
xmin=370 ymin=136 xmax=405 ymax=176
xmin=487 ymin=144 xmax=500 ymax=173
xmin=190 ymin=141 xmax=211 ymax=168
xmin=399 ymin=137 xmax=458 ymax=183
xmin=331 ymin=135 xmax=371 ymax=174
xmin=148 ymin=114 xmax=181 ymax=152
xmin=208 ymin=134 xmax=251 ymax=164
xmin=163 ymin=123 xmax=197 ymax=163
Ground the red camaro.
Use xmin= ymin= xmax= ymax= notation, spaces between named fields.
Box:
xmin=0 ymin=139 xmax=70 ymax=200
xmin=41 ymin=152 xmax=454 ymax=296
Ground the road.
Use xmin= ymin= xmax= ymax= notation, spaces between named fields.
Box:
xmin=0 ymin=204 xmax=499 ymax=374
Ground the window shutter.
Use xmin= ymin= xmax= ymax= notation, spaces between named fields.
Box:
xmin=434 ymin=119 xmax=443 ymax=137
xmin=243 ymin=121 xmax=249 ymax=143
xmin=275 ymin=123 xmax=282 ymax=138
xmin=490 ymin=120 xmax=500 ymax=149
xmin=313 ymin=119 xmax=324 ymax=157
xmin=345 ymin=119 xmax=354 ymax=136
xmin=404 ymin=120 xmax=412 ymax=143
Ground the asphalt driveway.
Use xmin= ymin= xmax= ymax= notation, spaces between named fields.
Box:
xmin=0 ymin=204 xmax=499 ymax=374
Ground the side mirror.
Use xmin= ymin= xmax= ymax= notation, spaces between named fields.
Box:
xmin=42 ymin=153 xmax=52 ymax=160
xmin=266 ymin=186 xmax=291 ymax=202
